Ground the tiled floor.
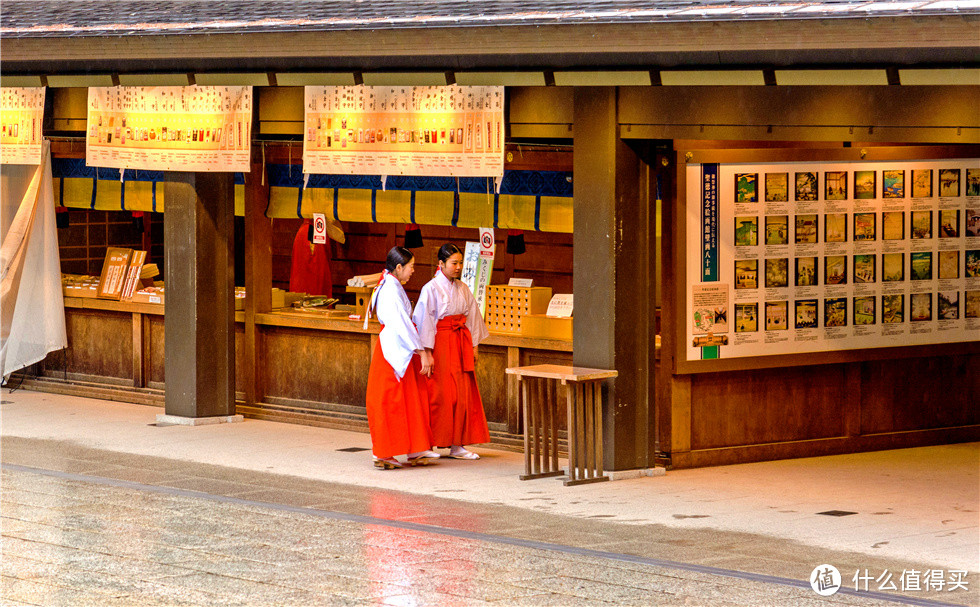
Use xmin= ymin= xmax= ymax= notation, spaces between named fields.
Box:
xmin=1 ymin=389 xmax=977 ymax=606
xmin=2 ymin=463 xmax=970 ymax=607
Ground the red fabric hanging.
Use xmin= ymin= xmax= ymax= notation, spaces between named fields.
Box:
xmin=289 ymin=219 xmax=333 ymax=296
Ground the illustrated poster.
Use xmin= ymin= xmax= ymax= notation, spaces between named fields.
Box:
xmin=1 ymin=87 xmax=45 ymax=165
xmin=692 ymin=283 xmax=730 ymax=336
xmin=86 ymin=86 xmax=251 ymax=172
xmin=303 ymin=86 xmax=504 ymax=177
xmin=686 ymin=159 xmax=980 ymax=361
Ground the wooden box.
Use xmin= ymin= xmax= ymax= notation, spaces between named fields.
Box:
xmin=521 ymin=314 xmax=572 ymax=342
xmin=64 ymin=283 xmax=99 ymax=299
xmin=234 ymin=288 xmax=291 ymax=310
xmin=346 ymin=286 xmax=374 ymax=320
xmin=131 ymin=289 xmax=164 ymax=305
xmin=485 ymin=285 xmax=552 ymax=335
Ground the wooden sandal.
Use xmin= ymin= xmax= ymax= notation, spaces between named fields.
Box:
xmin=373 ymin=457 xmax=403 ymax=469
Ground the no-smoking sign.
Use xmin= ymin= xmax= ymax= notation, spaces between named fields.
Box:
xmin=479 ymin=227 xmax=495 ymax=257
xmin=312 ymin=213 xmax=327 ymax=244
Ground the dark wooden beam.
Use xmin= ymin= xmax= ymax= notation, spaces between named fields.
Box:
xmin=572 ymin=87 xmax=655 ymax=471
xmin=243 ymin=151 xmax=272 ymax=408
xmin=163 ymin=173 xmax=236 ymax=418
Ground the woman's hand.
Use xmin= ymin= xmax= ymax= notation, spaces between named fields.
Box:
xmin=472 ymin=346 xmax=478 ymax=362
xmin=419 ymin=350 xmax=434 ymax=377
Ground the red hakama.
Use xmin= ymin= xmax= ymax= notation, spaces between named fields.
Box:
xmin=365 ymin=332 xmax=433 ymax=459
xmin=427 ymin=314 xmax=490 ymax=447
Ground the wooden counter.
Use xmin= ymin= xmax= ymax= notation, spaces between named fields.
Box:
xmin=35 ymin=299 xmax=573 ymax=446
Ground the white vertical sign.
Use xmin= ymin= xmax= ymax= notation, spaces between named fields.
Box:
xmin=462 ymin=242 xmax=480 ymax=294
xmin=475 ymin=227 xmax=496 ymax=317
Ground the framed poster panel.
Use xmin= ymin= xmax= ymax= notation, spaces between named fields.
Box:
xmin=680 ymin=150 xmax=980 ymax=371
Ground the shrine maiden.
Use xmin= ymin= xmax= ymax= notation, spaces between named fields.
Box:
xmin=412 ymin=243 xmax=490 ymax=459
xmin=364 ymin=247 xmax=440 ymax=469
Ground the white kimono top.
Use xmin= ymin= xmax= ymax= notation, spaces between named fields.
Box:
xmin=412 ymin=270 xmax=489 ymax=350
xmin=367 ymin=271 xmax=423 ymax=379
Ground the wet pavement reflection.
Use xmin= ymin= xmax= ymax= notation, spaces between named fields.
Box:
xmin=2 ymin=448 xmax=972 ymax=606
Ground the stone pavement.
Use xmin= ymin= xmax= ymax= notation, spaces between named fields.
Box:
xmin=1 ymin=388 xmax=978 ymax=606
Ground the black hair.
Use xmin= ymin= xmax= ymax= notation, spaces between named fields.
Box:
xmin=385 ymin=246 xmax=414 ymax=272
xmin=437 ymin=243 xmax=462 ymax=263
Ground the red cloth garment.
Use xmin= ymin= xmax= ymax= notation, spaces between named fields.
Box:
xmin=427 ymin=314 xmax=490 ymax=447
xmin=289 ymin=219 xmax=333 ymax=296
xmin=365 ymin=333 xmax=433 ymax=459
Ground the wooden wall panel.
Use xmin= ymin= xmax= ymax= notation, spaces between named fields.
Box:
xmin=234 ymin=325 xmax=245 ymax=394
xmin=260 ymin=326 xmax=372 ymax=407
xmin=475 ymin=345 xmax=508 ymax=428
xmin=860 ymin=354 xmax=980 ymax=434
xmin=145 ymin=314 xmax=165 ymax=385
xmin=51 ymin=309 xmax=133 ymax=379
xmin=690 ymin=365 xmax=847 ymax=450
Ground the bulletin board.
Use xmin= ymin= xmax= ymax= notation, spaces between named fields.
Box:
xmin=673 ymin=146 xmax=980 ymax=373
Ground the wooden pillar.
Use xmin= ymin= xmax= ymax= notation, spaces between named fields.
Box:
xmin=572 ymin=87 xmax=655 ymax=471
xmin=163 ymin=173 xmax=236 ymax=419
xmin=243 ymin=153 xmax=272 ymax=407
xmin=658 ymin=150 xmax=681 ymax=462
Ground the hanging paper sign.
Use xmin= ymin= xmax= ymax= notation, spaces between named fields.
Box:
xmin=1 ymin=87 xmax=45 ymax=165
xmin=312 ymin=213 xmax=328 ymax=244
xmin=86 ymin=86 xmax=252 ymax=172
xmin=302 ymin=85 xmax=504 ymax=177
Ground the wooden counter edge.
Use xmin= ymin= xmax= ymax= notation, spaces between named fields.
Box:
xmin=64 ymin=296 xmax=164 ymax=316
xmin=253 ymin=311 xmax=574 ymax=351
xmin=61 ymin=302 xmax=575 ymax=352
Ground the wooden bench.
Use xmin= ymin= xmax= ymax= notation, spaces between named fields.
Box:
xmin=505 ymin=364 xmax=618 ymax=486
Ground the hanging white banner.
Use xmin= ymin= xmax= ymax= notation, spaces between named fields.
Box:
xmin=1 ymin=87 xmax=46 ymax=166
xmin=86 ymin=86 xmax=252 ymax=172
xmin=302 ymin=85 xmax=504 ymax=177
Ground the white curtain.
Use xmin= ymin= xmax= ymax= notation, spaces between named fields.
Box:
xmin=1 ymin=141 xmax=67 ymax=379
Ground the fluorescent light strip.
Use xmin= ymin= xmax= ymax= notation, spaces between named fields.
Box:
xmin=47 ymin=74 xmax=114 ymax=88
xmin=455 ymin=72 xmax=546 ymax=86
xmin=275 ymin=73 xmax=357 ymax=86
xmin=775 ymin=70 xmax=889 ymax=86
xmin=118 ymin=74 xmax=191 ymax=86
xmin=361 ymin=73 xmax=449 ymax=86
xmin=0 ymin=75 xmax=45 ymax=87
xmin=899 ymin=69 xmax=980 ymax=85
xmin=553 ymin=72 xmax=652 ymax=86
xmin=661 ymin=71 xmax=766 ymax=86
xmin=194 ymin=73 xmax=270 ymax=86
